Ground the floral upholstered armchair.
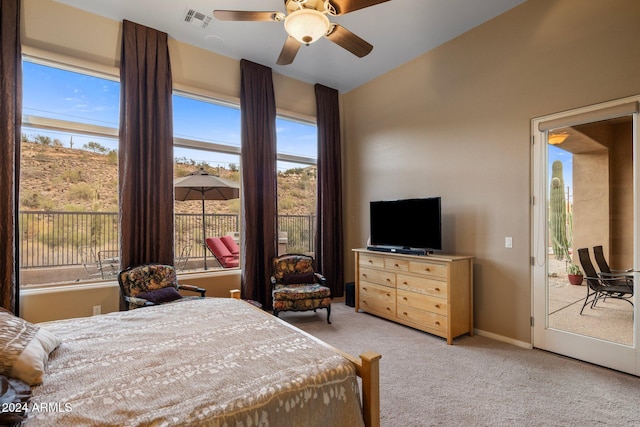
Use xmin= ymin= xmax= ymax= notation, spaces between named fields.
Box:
xmin=270 ymin=254 xmax=331 ymax=324
xmin=118 ymin=264 xmax=206 ymax=310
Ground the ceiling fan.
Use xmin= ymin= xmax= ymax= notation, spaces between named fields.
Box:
xmin=213 ymin=0 xmax=390 ymax=65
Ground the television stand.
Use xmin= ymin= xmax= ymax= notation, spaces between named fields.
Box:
xmin=354 ymin=248 xmax=474 ymax=344
xmin=366 ymin=246 xmax=429 ymax=256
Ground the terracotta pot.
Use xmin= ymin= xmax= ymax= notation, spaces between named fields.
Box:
xmin=568 ymin=274 xmax=584 ymax=286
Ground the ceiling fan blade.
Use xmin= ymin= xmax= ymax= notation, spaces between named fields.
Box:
xmin=329 ymin=0 xmax=390 ymax=15
xmin=212 ymin=10 xmax=283 ymax=22
xmin=325 ymin=24 xmax=373 ymax=58
xmin=276 ymin=36 xmax=302 ymax=65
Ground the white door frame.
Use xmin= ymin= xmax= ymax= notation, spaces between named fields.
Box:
xmin=531 ymin=95 xmax=640 ymax=375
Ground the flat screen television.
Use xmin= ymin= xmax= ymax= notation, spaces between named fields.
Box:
xmin=369 ymin=197 xmax=442 ymax=252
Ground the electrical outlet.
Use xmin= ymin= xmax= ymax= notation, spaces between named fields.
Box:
xmin=505 ymin=237 xmax=513 ymax=248
xmin=92 ymin=305 xmax=101 ymax=316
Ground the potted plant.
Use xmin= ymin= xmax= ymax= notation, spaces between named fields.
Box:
xmin=567 ymin=263 xmax=584 ymax=285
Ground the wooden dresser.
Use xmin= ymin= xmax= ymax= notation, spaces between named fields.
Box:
xmin=353 ymin=248 xmax=474 ymax=344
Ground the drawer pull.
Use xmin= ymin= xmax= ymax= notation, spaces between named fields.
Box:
xmin=434 ymin=304 xmax=441 ymax=308
xmin=386 ymin=307 xmax=392 ymax=312
xmin=425 ymin=268 xmax=431 ymax=272
xmin=403 ymin=312 xmax=408 ymax=316
xmin=362 ymin=273 xmax=368 ymax=278
xmin=368 ymin=260 xmax=373 ymax=263
xmin=386 ymin=293 xmax=391 ymax=297
xmin=402 ymin=296 xmax=408 ymax=301
xmin=435 ymin=321 xmax=440 ymax=326
xmin=362 ymin=287 xmax=367 ymax=291
xmin=394 ymin=263 xmax=400 ymax=267
xmin=434 ymin=288 xmax=441 ymax=292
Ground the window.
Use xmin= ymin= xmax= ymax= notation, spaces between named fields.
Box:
xmin=276 ymin=117 xmax=318 ymax=255
xmin=19 ymin=60 xmax=318 ymax=282
xmin=172 ymin=93 xmax=241 ymax=271
xmin=20 ymin=59 xmax=120 ymax=286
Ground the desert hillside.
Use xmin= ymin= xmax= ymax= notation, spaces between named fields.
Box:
xmin=20 ymin=140 xmax=316 ymax=215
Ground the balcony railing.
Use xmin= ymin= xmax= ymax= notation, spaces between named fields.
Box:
xmin=19 ymin=211 xmax=316 ymax=268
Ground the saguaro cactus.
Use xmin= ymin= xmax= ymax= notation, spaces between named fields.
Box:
xmin=550 ymin=160 xmax=569 ymax=261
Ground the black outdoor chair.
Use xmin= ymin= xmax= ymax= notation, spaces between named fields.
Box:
xmin=577 ymin=247 xmax=633 ymax=314
xmin=592 ymin=245 xmax=634 ymax=290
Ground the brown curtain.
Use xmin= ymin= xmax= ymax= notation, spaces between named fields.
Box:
xmin=0 ymin=0 xmax=22 ymax=314
xmin=119 ymin=20 xmax=174 ymax=274
xmin=314 ymin=84 xmax=344 ymax=297
xmin=239 ymin=59 xmax=277 ymax=309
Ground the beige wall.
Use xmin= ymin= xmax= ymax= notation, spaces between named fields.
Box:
xmin=342 ymin=0 xmax=640 ymax=343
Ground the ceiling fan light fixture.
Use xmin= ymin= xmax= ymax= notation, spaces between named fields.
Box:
xmin=284 ymin=9 xmax=330 ymax=45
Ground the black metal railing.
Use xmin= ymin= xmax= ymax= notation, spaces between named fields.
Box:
xmin=19 ymin=211 xmax=315 ymax=268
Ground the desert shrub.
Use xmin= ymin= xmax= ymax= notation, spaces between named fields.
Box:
xmin=21 ymin=192 xmax=56 ymax=210
xmin=106 ymin=150 xmax=117 ymax=165
xmin=279 ymin=197 xmax=295 ymax=210
xmin=69 ymin=183 xmax=95 ymax=201
xmin=61 ymin=169 xmax=83 ymax=183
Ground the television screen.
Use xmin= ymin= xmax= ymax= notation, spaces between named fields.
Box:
xmin=369 ymin=197 xmax=442 ymax=251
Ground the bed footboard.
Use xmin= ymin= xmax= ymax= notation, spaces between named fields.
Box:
xmin=230 ymin=290 xmax=381 ymax=427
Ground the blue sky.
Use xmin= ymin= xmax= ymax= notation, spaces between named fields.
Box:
xmin=21 ymin=60 xmax=317 ymax=171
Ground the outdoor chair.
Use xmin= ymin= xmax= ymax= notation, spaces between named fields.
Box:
xmin=205 ymin=237 xmax=239 ymax=268
xmin=117 ymin=263 xmax=206 ymax=310
xmin=220 ymin=235 xmax=240 ymax=257
xmin=577 ymin=247 xmax=633 ymax=314
xmin=270 ymin=253 xmax=331 ymax=324
xmin=78 ymin=246 xmax=116 ymax=280
xmin=593 ymin=245 xmax=634 ymax=290
xmin=78 ymin=246 xmax=103 ymax=279
xmin=175 ymin=244 xmax=192 ymax=271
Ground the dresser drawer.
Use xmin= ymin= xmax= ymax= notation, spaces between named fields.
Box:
xmin=409 ymin=261 xmax=447 ymax=279
xmin=397 ymin=302 xmax=447 ymax=333
xmin=384 ymin=258 xmax=409 ymax=272
xmin=397 ymin=289 xmax=447 ymax=316
xmin=359 ymin=282 xmax=396 ymax=316
xmin=359 ymin=254 xmax=385 ymax=268
xmin=396 ymin=273 xmax=447 ymax=298
xmin=359 ymin=267 xmax=396 ymax=288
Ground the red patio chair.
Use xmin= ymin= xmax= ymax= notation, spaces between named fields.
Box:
xmin=220 ymin=235 xmax=240 ymax=256
xmin=205 ymin=237 xmax=239 ymax=268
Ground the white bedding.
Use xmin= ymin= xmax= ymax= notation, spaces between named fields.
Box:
xmin=24 ymin=298 xmax=364 ymax=426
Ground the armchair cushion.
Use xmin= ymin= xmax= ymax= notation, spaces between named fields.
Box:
xmin=273 ymin=283 xmax=331 ymax=301
xmin=137 ymin=286 xmax=182 ymax=304
xmin=282 ymin=272 xmax=316 ymax=285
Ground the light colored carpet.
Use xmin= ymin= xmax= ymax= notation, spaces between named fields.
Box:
xmin=280 ymin=302 xmax=640 ymax=426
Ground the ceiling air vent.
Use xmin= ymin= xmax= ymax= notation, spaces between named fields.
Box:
xmin=183 ymin=8 xmax=212 ymax=29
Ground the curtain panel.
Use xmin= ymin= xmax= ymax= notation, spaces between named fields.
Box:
xmin=119 ymin=20 xmax=174 ymax=275
xmin=239 ymin=59 xmax=278 ymax=309
xmin=0 ymin=0 xmax=22 ymax=314
xmin=314 ymin=84 xmax=344 ymax=297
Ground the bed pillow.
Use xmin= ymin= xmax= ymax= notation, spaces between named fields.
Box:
xmin=0 ymin=309 xmax=60 ymax=386
xmin=137 ymin=286 xmax=182 ymax=303
xmin=282 ymin=272 xmax=316 ymax=285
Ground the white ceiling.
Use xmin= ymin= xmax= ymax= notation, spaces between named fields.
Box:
xmin=55 ymin=0 xmax=526 ymax=93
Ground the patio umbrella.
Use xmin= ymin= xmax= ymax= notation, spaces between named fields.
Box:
xmin=174 ymin=168 xmax=240 ymax=270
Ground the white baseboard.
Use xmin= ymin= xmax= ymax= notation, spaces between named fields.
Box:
xmin=474 ymin=328 xmax=533 ymax=350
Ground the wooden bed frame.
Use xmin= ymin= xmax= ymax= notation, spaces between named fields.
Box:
xmin=230 ymin=290 xmax=381 ymax=427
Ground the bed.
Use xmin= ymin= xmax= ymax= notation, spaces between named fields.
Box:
xmin=17 ymin=297 xmax=380 ymax=426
